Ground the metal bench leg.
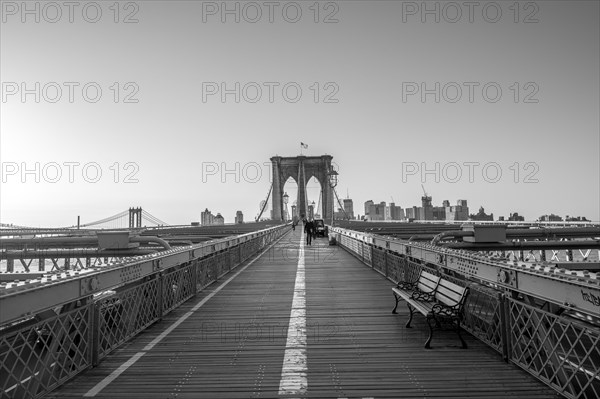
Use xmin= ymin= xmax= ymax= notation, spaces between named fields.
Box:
xmin=425 ymin=315 xmax=435 ymax=349
xmin=405 ymin=303 xmax=415 ymax=328
xmin=392 ymin=294 xmax=400 ymax=314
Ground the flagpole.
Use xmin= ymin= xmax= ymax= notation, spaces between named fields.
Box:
xmin=300 ymin=142 xmax=308 ymax=155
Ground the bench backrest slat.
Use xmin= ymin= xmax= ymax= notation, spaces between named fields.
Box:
xmin=435 ymin=279 xmax=468 ymax=307
xmin=417 ymin=270 xmax=440 ymax=293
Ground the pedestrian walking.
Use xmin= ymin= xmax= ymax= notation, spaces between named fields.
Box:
xmin=304 ymin=219 xmax=314 ymax=245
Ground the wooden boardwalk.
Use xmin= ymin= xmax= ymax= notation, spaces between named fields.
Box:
xmin=46 ymin=229 xmax=560 ymax=398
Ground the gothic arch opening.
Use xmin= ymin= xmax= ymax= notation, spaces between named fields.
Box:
xmin=305 ymin=176 xmax=323 ymax=220
xmin=282 ymin=176 xmax=298 ymax=222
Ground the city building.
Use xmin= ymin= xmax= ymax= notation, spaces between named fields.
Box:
xmin=387 ymin=203 xmax=405 ymax=220
xmin=539 ymin=214 xmax=563 ymax=222
xmin=362 ymin=195 xmax=468 ymax=222
xmin=364 ymin=200 xmax=374 ymax=216
xmin=419 ymin=193 xmax=433 ymax=220
xmin=508 ymin=212 xmax=525 ymax=221
xmin=201 ymin=208 xmax=215 ymax=226
xmin=432 ymin=204 xmax=446 ymax=220
xmin=343 ymin=198 xmax=355 ymax=220
xmin=235 ymin=211 xmax=244 ymax=224
xmin=365 ymin=201 xmax=386 ymax=221
xmin=405 ymin=206 xmax=418 ymax=220
xmin=202 ymin=208 xmax=226 ymax=225
xmin=565 ymin=216 xmax=589 ymax=222
xmin=470 ymin=206 xmax=494 ymax=221
xmin=445 ymin=200 xmax=469 ymax=221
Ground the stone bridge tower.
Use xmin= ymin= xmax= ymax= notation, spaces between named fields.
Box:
xmin=270 ymin=155 xmax=335 ymax=221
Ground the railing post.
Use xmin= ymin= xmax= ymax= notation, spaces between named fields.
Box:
xmin=91 ymin=301 xmax=100 ymax=366
xmin=213 ymin=254 xmax=219 ymax=283
xmin=360 ymin=241 xmax=365 ymax=263
xmin=157 ymin=272 xmax=164 ymax=319
xmin=384 ymin=250 xmax=388 ymax=277
xmin=192 ymin=260 xmax=198 ymax=297
xmin=499 ymin=293 xmax=510 ymax=362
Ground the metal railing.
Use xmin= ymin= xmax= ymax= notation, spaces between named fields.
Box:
xmin=0 ymin=225 xmax=288 ymax=399
xmin=334 ymin=228 xmax=600 ymax=399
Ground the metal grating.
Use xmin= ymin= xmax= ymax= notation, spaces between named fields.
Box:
xmin=197 ymin=257 xmax=217 ymax=290
xmin=371 ymin=247 xmax=386 ymax=274
xmin=230 ymin=246 xmax=240 ymax=269
xmin=461 ymin=286 xmax=504 ymax=354
xmin=0 ymin=307 xmax=90 ymax=398
xmin=509 ymin=298 xmax=600 ymax=399
xmin=96 ymin=277 xmax=160 ymax=360
xmin=362 ymin=242 xmax=372 ymax=265
xmin=386 ymin=251 xmax=402 ymax=282
xmin=162 ymin=263 xmax=197 ymax=315
xmin=216 ymin=251 xmax=230 ymax=278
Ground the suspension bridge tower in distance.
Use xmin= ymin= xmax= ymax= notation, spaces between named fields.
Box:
xmin=129 ymin=207 xmax=142 ymax=228
xmin=270 ymin=155 xmax=335 ymax=221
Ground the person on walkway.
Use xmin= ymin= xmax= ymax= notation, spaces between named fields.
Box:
xmin=304 ymin=219 xmax=314 ymax=246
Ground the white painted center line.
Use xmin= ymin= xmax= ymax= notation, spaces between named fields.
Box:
xmin=278 ymin=232 xmax=308 ymax=396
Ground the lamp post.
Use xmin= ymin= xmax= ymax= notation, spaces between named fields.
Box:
xmin=283 ymin=192 xmax=289 ymax=222
xmin=327 ymin=170 xmax=338 ymax=227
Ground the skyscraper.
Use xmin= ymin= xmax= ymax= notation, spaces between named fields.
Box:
xmin=235 ymin=211 xmax=244 ymax=224
xmin=343 ymin=198 xmax=355 ymax=220
xmin=364 ymin=200 xmax=373 ymax=216
xmin=420 ymin=193 xmax=433 ymax=220
xmin=446 ymin=200 xmax=469 ymax=221
xmin=201 ymin=208 xmax=215 ymax=225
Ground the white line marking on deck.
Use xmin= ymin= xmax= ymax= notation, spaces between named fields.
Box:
xmin=84 ymin=236 xmax=286 ymax=397
xmin=83 ymin=352 xmax=145 ymax=397
xmin=278 ymin=232 xmax=308 ymax=396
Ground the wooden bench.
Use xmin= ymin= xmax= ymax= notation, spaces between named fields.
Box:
xmin=392 ymin=269 xmax=469 ymax=349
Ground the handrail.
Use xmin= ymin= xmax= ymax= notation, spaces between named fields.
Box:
xmin=330 ymin=227 xmax=600 ymax=318
xmin=0 ymin=224 xmax=288 ymax=326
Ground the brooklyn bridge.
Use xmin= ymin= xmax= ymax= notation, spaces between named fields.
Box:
xmin=1 ymin=155 xmax=599 ymax=399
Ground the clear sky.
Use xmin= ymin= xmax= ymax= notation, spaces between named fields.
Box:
xmin=1 ymin=0 xmax=599 ymax=226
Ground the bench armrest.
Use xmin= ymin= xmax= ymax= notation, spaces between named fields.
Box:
xmin=411 ymin=289 xmax=435 ymax=302
xmin=431 ymin=302 xmax=463 ymax=318
xmin=396 ymin=281 xmax=417 ymax=290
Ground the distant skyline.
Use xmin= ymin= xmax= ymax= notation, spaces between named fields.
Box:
xmin=1 ymin=1 xmax=599 ymax=226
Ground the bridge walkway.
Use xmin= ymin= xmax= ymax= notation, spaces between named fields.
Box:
xmin=45 ymin=229 xmax=560 ymax=398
